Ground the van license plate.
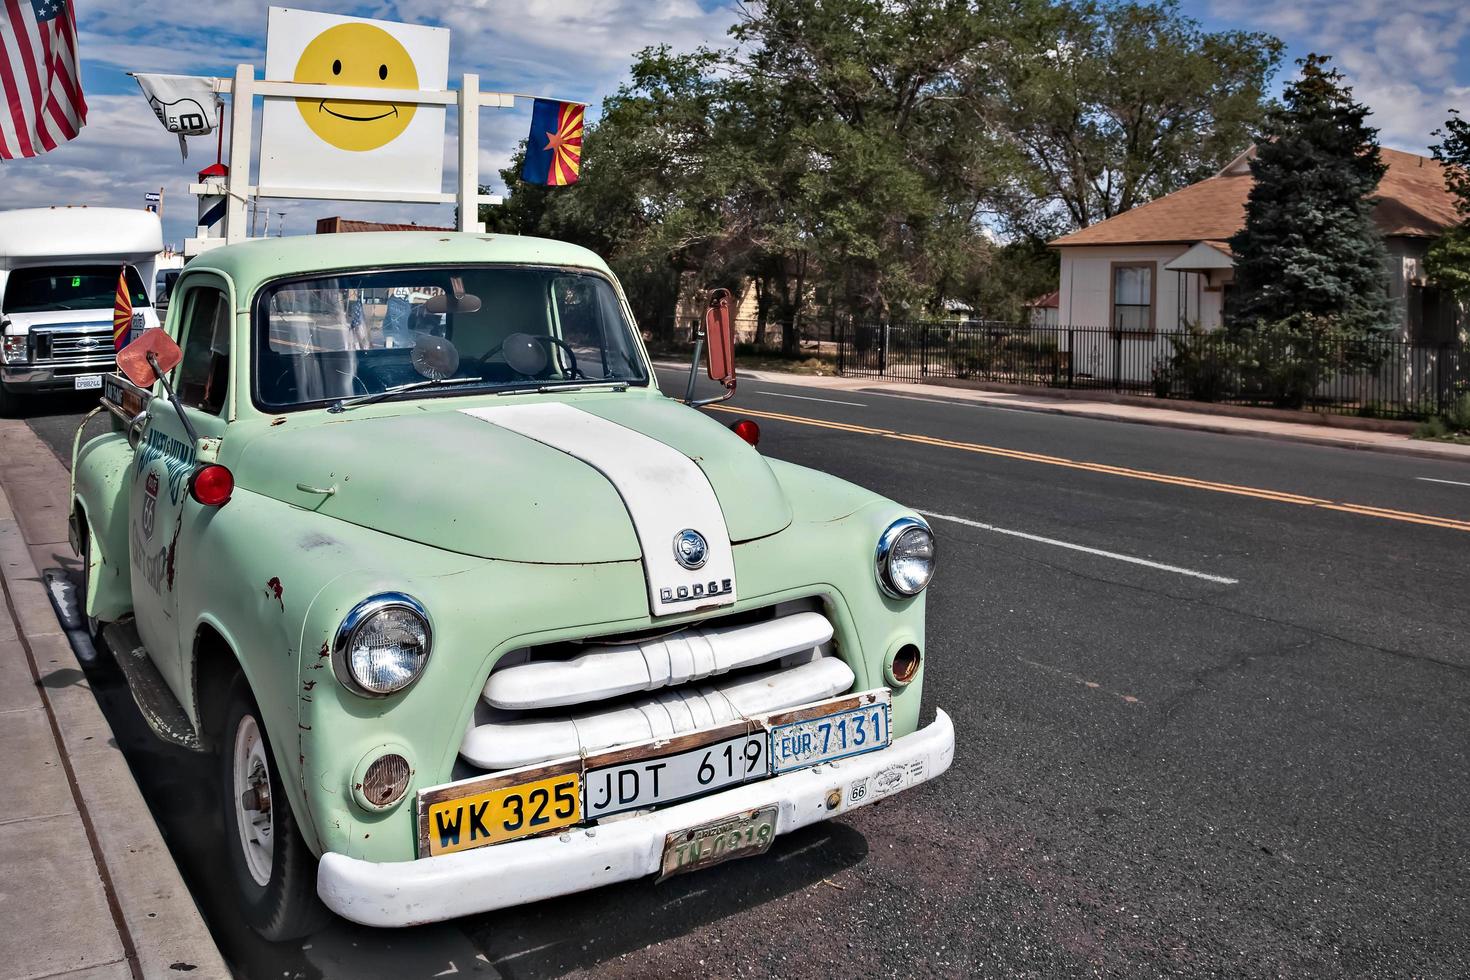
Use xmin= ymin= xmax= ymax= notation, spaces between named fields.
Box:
xmin=74 ymin=375 xmax=102 ymax=390
xmin=659 ymin=805 xmax=778 ymax=880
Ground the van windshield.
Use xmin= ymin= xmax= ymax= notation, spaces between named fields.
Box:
xmin=255 ymin=266 xmax=650 ymax=409
xmin=3 ymin=265 xmax=150 ymax=314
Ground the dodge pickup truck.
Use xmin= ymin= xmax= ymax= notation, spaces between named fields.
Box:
xmin=71 ymin=231 xmax=954 ymax=939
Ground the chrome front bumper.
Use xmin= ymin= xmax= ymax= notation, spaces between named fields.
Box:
xmin=317 ymin=709 xmax=956 ymax=928
xmin=1 ymin=361 xmax=115 ymax=393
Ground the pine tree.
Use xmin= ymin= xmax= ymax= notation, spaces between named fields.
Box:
xmin=1227 ymin=55 xmax=1391 ymax=337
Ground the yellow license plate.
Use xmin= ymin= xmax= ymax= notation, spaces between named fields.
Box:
xmin=423 ymin=771 xmax=581 ymax=856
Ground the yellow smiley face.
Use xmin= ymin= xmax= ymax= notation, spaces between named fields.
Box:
xmin=293 ymin=23 xmax=418 ymax=152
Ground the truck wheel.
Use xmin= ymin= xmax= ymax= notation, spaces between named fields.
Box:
xmin=81 ymin=529 xmax=105 ymax=647
xmin=220 ymin=678 xmax=330 ymax=941
xmin=0 ymin=383 xmax=18 ymax=419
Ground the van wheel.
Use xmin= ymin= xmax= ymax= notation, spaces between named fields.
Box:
xmin=219 ymin=677 xmax=330 ymax=941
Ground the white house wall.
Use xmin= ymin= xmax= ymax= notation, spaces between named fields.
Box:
xmin=1057 ymin=244 xmax=1234 ymax=384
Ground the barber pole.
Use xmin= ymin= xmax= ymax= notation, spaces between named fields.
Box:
xmin=196 ymin=162 xmax=228 ymax=239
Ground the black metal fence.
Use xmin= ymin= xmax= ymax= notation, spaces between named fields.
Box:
xmin=836 ymin=321 xmax=1470 ymax=421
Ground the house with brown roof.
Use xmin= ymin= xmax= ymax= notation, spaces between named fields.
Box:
xmin=1049 ymin=147 xmax=1462 ymax=344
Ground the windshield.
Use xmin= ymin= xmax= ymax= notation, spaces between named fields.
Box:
xmin=3 ymin=265 xmax=150 ymax=314
xmin=255 ymin=266 xmax=649 ymax=409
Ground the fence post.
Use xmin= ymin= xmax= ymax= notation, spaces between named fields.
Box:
xmin=879 ymin=323 xmax=889 ymax=374
xmin=920 ymin=322 xmax=929 ymax=377
xmin=1113 ymin=330 xmax=1122 ymax=392
xmin=1067 ymin=328 xmax=1074 ymax=388
xmin=837 ymin=320 xmax=845 ymax=375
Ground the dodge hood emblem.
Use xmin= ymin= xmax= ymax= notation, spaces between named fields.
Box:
xmin=673 ymin=529 xmax=708 ymax=570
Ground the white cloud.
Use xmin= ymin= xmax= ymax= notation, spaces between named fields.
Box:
xmin=1211 ymin=0 xmax=1470 ymax=151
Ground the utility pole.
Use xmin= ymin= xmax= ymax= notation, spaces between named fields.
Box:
xmin=249 ymin=198 xmax=259 ymax=238
xmin=277 ymin=212 xmax=286 ymax=237
xmin=262 ymin=208 xmax=270 ymax=237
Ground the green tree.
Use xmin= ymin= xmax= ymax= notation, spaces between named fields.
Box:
xmin=980 ymin=0 xmax=1281 ymax=237
xmin=1426 ymin=110 xmax=1470 ymax=302
xmin=1227 ymin=54 xmax=1392 ymax=338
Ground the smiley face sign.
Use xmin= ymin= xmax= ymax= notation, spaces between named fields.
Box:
xmin=293 ymin=22 xmax=419 ymax=152
xmin=259 ymin=7 xmax=449 ymax=195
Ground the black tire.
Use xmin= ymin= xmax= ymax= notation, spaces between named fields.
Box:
xmin=218 ymin=676 xmax=331 ymax=941
xmin=80 ymin=527 xmax=105 ymax=648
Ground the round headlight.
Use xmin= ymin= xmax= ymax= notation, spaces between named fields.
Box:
xmin=335 ymin=594 xmax=432 ymax=696
xmin=876 ymin=518 xmax=936 ymax=598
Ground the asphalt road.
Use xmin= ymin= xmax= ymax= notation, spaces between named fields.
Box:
xmin=19 ymin=372 xmax=1470 ymax=979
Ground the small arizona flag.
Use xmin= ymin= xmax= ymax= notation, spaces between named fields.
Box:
xmin=521 ymin=99 xmax=584 ymax=186
xmin=112 ymin=267 xmax=132 ymax=353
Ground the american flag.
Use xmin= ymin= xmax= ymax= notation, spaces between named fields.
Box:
xmin=0 ymin=0 xmax=86 ymax=160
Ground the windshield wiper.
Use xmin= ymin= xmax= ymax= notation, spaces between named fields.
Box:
xmin=495 ymin=380 xmax=630 ymax=397
xmin=329 ymin=376 xmax=487 ymax=412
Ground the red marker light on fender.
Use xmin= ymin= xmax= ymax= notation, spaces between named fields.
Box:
xmin=731 ymin=419 xmax=760 ymax=447
xmin=190 ymin=464 xmax=234 ymax=507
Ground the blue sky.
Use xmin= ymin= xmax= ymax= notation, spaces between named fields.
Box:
xmin=2 ymin=0 xmax=1465 ymax=248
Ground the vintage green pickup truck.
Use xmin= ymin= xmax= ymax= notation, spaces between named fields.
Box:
xmin=70 ymin=232 xmax=954 ymax=939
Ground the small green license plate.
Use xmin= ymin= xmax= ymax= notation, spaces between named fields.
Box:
xmin=659 ymin=805 xmax=778 ymax=880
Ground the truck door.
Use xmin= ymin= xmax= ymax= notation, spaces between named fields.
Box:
xmin=129 ymin=277 xmax=231 ymax=700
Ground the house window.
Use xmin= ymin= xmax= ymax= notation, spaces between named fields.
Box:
xmin=1111 ymin=262 xmax=1154 ymax=334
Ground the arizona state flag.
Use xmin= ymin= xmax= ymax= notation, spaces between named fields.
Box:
xmin=521 ymin=99 xmax=584 ymax=186
xmin=112 ymin=266 xmax=132 ymax=353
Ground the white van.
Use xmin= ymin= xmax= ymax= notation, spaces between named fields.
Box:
xmin=0 ymin=207 xmax=164 ymax=414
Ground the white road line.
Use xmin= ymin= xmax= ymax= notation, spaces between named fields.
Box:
xmin=492 ymin=940 xmax=562 ymax=965
xmin=918 ymin=510 xmax=1239 ymax=585
xmin=857 ymin=389 xmax=1026 ymax=413
xmin=1417 ymin=477 xmax=1470 ymax=488
xmin=757 ymin=390 xmax=868 ymax=407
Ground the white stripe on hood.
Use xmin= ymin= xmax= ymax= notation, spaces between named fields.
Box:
xmin=460 ymin=403 xmax=737 ymax=616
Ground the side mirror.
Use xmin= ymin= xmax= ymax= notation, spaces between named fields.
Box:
xmin=684 ymin=288 xmax=737 ymax=407
xmin=116 ymin=328 xmax=182 ymax=388
xmin=704 ymin=288 xmax=735 ymax=384
xmin=116 ymin=327 xmax=200 ymax=446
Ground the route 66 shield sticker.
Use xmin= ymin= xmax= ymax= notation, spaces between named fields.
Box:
xmin=142 ymin=472 xmax=159 ymax=539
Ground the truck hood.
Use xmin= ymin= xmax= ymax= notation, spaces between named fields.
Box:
xmin=233 ymin=394 xmax=792 ymax=564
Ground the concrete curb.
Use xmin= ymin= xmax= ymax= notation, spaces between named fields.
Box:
xmin=0 ymin=419 xmax=231 ymax=980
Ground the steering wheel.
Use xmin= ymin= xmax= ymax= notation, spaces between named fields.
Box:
xmin=478 ymin=333 xmax=581 ymax=379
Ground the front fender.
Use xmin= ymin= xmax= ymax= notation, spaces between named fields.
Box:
xmin=73 ymin=429 xmax=135 ymax=622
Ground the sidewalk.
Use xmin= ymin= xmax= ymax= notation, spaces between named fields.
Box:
xmin=0 ymin=419 xmax=229 ymax=980
xmin=702 ymin=364 xmax=1470 ymax=465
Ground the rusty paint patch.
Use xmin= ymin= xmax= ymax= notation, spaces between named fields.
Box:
xmin=270 ymin=416 xmax=287 ymax=426
xmin=302 ymin=679 xmax=317 ymax=691
xmin=164 ymin=514 xmax=182 ymax=591
xmin=265 ymin=576 xmax=285 ymax=610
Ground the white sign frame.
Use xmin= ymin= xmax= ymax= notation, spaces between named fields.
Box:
xmin=258 ymin=8 xmax=450 ymax=198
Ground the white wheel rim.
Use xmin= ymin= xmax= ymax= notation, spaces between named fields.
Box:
xmin=232 ymin=713 xmax=274 ymax=887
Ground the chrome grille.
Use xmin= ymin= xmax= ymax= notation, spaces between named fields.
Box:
xmin=461 ymin=600 xmax=852 ymax=773
xmin=34 ymin=325 xmax=115 ymax=365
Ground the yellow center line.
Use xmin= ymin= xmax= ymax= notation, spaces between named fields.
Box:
xmin=711 ymin=404 xmax=1470 ymax=534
